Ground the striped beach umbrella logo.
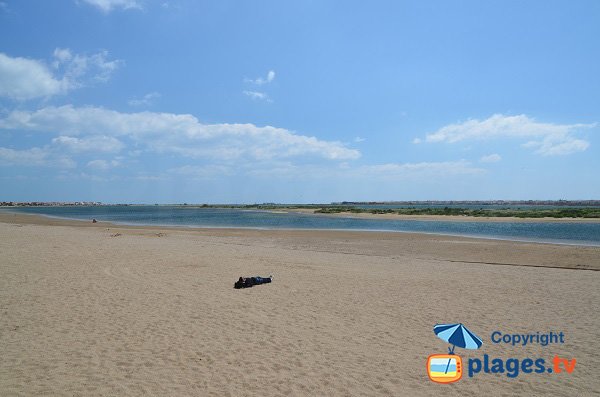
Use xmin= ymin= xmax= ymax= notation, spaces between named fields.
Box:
xmin=434 ymin=323 xmax=483 ymax=354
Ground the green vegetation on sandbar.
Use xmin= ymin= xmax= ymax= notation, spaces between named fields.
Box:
xmin=312 ymin=207 xmax=600 ymax=218
xmin=186 ymin=204 xmax=600 ymax=218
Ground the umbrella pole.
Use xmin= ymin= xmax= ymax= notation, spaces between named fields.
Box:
xmin=444 ymin=358 xmax=452 ymax=374
xmin=444 ymin=344 xmax=455 ymax=374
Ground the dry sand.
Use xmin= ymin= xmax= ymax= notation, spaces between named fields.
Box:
xmin=1 ymin=212 xmax=599 ymax=396
xmin=282 ymin=208 xmax=600 ymax=223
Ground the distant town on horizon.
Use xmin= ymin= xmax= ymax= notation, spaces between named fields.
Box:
xmin=2 ymin=200 xmax=600 ymax=207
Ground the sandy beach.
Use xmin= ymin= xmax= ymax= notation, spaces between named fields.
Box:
xmin=280 ymin=208 xmax=600 ymax=223
xmin=1 ymin=212 xmax=599 ymax=396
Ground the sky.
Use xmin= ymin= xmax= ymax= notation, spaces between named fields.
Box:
xmin=0 ymin=0 xmax=599 ymax=203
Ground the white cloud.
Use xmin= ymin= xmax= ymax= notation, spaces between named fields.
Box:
xmin=0 ymin=53 xmax=65 ymax=100
xmin=243 ymin=90 xmax=271 ymax=102
xmin=80 ymin=0 xmax=142 ymax=13
xmin=354 ymin=137 xmax=366 ymax=143
xmin=245 ymin=70 xmax=275 ymax=85
xmin=243 ymin=70 xmax=275 ymax=102
xmin=128 ymin=92 xmax=160 ymax=107
xmin=521 ymin=137 xmax=589 ymax=156
xmin=52 ymin=135 xmax=124 ymax=153
xmin=416 ymin=114 xmax=594 ymax=156
xmin=87 ymin=159 xmax=120 ymax=170
xmin=52 ymin=48 xmax=72 ymax=64
xmin=0 ymin=146 xmax=75 ymax=168
xmin=480 ymin=153 xmax=501 ymax=163
xmin=0 ymin=105 xmax=361 ymax=161
xmin=53 ymin=48 xmax=122 ymax=84
xmin=0 ymin=49 xmax=121 ymax=100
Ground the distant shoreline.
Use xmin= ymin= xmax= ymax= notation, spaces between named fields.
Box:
xmin=2 ymin=203 xmax=600 ymax=223
xmin=4 ymin=204 xmax=600 ymax=224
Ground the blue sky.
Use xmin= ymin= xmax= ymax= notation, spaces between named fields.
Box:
xmin=0 ymin=0 xmax=598 ymax=203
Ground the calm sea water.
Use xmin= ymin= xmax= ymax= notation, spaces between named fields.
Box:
xmin=3 ymin=206 xmax=600 ymax=246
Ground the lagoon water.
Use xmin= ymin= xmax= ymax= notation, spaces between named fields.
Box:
xmin=4 ymin=206 xmax=600 ymax=246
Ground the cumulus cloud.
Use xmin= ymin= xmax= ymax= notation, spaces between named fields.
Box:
xmin=0 ymin=49 xmax=121 ymax=100
xmin=128 ymin=92 xmax=160 ymax=107
xmin=416 ymin=114 xmax=594 ymax=156
xmin=0 ymin=105 xmax=360 ymax=161
xmin=0 ymin=53 xmax=65 ymax=100
xmin=480 ymin=153 xmax=501 ymax=163
xmin=1 ymin=106 xmax=488 ymax=182
xmin=80 ymin=0 xmax=142 ymax=13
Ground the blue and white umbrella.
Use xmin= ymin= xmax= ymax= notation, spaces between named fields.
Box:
xmin=433 ymin=323 xmax=482 ymax=354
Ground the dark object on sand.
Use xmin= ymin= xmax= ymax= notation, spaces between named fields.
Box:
xmin=92 ymin=219 xmax=97 ymax=223
xmin=234 ymin=275 xmax=272 ymax=289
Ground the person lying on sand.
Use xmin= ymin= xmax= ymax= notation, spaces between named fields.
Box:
xmin=234 ymin=275 xmax=272 ymax=289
